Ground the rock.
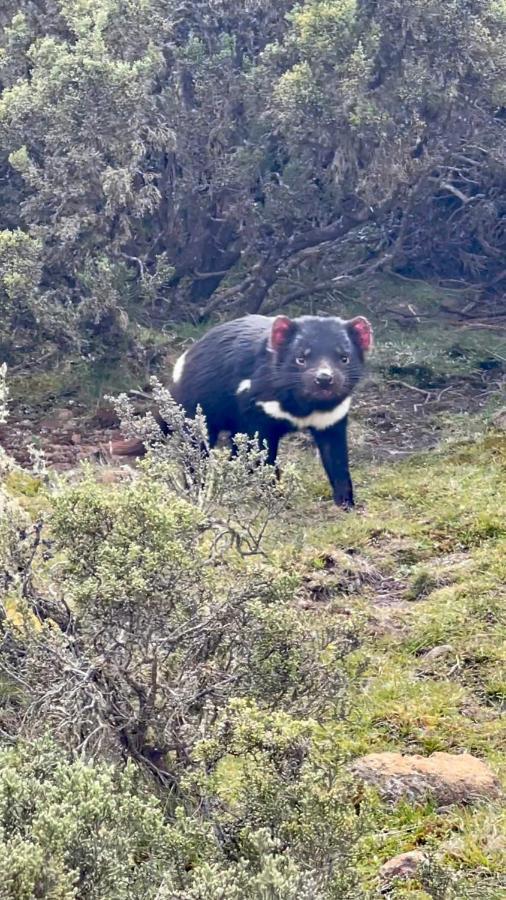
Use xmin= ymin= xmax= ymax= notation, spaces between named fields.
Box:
xmin=40 ymin=408 xmax=75 ymax=431
xmin=380 ymin=850 xmax=426 ymax=882
xmin=70 ymin=432 xmax=81 ymax=445
xmin=90 ymin=405 xmax=119 ymax=428
xmin=422 ymin=644 xmax=454 ymax=661
xmin=491 ymin=408 xmax=506 ymax=431
xmin=351 ymin=751 xmax=501 ymax=806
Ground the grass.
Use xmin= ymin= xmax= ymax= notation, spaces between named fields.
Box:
xmin=270 ymin=418 xmax=506 ymax=895
xmin=374 ymin=322 xmax=506 ymax=383
xmin=8 ymin=354 xmax=143 ymax=415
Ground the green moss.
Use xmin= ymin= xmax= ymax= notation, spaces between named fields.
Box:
xmin=5 ymin=470 xmax=42 ymax=497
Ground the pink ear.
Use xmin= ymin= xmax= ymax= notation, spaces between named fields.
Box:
xmin=347 ymin=316 xmax=373 ymax=352
xmin=269 ymin=316 xmax=296 ymax=352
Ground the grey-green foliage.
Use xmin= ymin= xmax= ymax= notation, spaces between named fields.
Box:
xmin=113 ymin=378 xmax=302 ymax=553
xmin=0 ymin=738 xmax=192 ymax=900
xmin=179 ymin=698 xmax=368 ymax=900
xmin=0 ymin=364 xmax=36 ymax=602
xmin=0 ymin=718 xmax=369 ymax=900
xmin=0 ymin=431 xmax=355 ymax=787
xmin=1 ymin=1 xmax=506 ymax=359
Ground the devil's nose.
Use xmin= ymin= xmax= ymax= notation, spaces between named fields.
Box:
xmin=315 ymin=370 xmax=334 ymax=386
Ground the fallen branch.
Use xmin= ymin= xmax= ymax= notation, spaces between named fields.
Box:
xmin=386 ymin=380 xmax=432 ymax=398
xmin=264 ymin=251 xmax=395 ymax=313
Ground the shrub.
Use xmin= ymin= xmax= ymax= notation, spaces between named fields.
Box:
xmin=0 ymin=718 xmax=370 ymax=900
xmin=0 ymin=394 xmax=358 ymax=787
xmin=0 ymin=739 xmax=188 ymax=900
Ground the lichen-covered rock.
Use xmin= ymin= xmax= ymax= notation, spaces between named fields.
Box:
xmin=380 ymin=850 xmax=426 ymax=882
xmin=351 ymin=751 xmax=501 ymax=805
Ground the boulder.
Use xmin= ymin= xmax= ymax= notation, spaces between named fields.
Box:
xmin=380 ymin=850 xmax=426 ymax=882
xmin=351 ymin=751 xmax=501 ymax=806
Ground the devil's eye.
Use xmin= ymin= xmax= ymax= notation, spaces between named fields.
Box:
xmin=340 ymin=354 xmax=350 ymax=364
xmin=295 ymin=356 xmax=307 ymax=367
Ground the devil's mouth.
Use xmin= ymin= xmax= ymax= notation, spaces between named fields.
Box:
xmin=318 ymin=386 xmax=335 ymax=396
xmin=304 ymin=385 xmax=344 ymax=408
xmin=313 ymin=385 xmax=339 ymax=401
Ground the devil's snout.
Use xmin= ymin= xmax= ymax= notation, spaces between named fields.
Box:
xmin=314 ymin=368 xmax=334 ymax=387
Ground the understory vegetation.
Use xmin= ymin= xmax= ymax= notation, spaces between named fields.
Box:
xmin=1 ymin=307 xmax=505 ymax=898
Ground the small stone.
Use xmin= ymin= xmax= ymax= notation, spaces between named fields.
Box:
xmin=491 ymin=408 xmax=506 ymax=431
xmin=70 ymin=432 xmax=81 ymax=445
xmin=422 ymin=644 xmax=454 ymax=661
xmin=380 ymin=850 xmax=426 ymax=882
xmin=460 ymin=703 xmax=498 ymax=723
xmin=351 ymin=751 xmax=501 ymax=806
xmin=40 ymin=408 xmax=75 ymax=430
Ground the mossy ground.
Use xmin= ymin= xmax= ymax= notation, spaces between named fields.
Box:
xmin=2 ymin=279 xmax=505 ymax=896
xmin=269 ymin=420 xmax=506 ymax=895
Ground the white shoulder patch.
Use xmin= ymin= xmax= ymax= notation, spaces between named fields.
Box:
xmin=256 ymin=396 xmax=351 ymax=431
xmin=236 ymin=379 xmax=252 ymax=394
xmin=172 ymin=351 xmax=187 ymax=384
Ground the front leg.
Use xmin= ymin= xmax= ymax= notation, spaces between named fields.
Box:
xmin=310 ymin=418 xmax=354 ymax=508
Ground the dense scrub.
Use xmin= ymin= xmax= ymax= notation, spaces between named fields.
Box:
xmin=1 ymin=0 xmax=506 ymax=362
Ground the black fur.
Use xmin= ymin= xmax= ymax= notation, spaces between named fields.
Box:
xmin=170 ymin=314 xmax=372 ymax=507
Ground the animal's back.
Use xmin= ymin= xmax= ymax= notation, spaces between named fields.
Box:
xmin=171 ymin=315 xmax=272 ymax=433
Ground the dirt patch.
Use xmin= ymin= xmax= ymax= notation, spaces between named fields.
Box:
xmin=0 ymin=369 xmax=502 ymax=472
xmin=351 ymin=369 xmax=503 ymax=460
xmin=0 ymin=413 xmax=121 ymax=470
xmin=293 ymin=550 xmax=409 ymax=613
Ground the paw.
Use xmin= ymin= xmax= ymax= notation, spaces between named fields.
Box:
xmin=333 ymin=484 xmax=354 ymax=509
xmin=335 ymin=497 xmax=354 ymax=510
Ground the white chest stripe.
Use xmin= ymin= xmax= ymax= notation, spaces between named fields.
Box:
xmin=172 ymin=351 xmax=187 ymax=384
xmin=236 ymin=379 xmax=252 ymax=394
xmin=256 ymin=396 xmax=351 ymax=431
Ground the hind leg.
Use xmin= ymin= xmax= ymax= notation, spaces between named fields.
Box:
xmin=204 ymin=423 xmax=220 ymax=452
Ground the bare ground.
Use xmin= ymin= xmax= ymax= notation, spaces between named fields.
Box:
xmin=1 ymin=367 xmax=502 ymax=472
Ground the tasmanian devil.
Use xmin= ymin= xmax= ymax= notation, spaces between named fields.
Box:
xmin=111 ymin=313 xmax=373 ymax=507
